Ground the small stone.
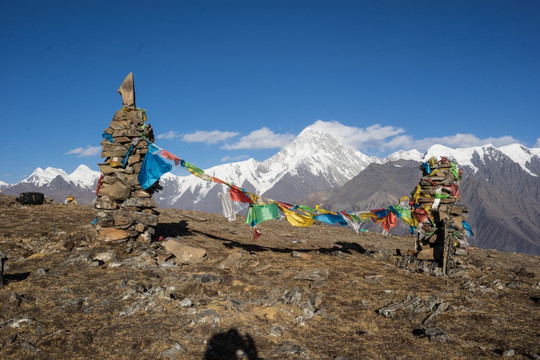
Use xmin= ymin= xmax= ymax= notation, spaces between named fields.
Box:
xmin=187 ymin=308 xmax=197 ymax=316
xmin=273 ymin=341 xmax=309 ymax=359
xmin=281 ymin=286 xmax=302 ymax=305
xmin=94 ymin=251 xmax=117 ymax=262
xmin=425 ymin=327 xmax=450 ymax=343
xmin=364 ymin=274 xmax=384 ymax=280
xmin=134 ymin=223 xmax=146 ymax=233
xmin=294 ymin=316 xmax=306 ymax=326
xmin=503 ymin=349 xmax=515 ymax=357
xmin=302 ymin=306 xmax=314 ymax=320
xmin=98 ymin=228 xmax=133 ymax=242
xmin=261 ymin=288 xmax=283 ymax=307
xmin=180 ymin=298 xmax=193 ymax=307
xmin=36 ymin=268 xmax=47 ymax=276
xmin=506 ymin=280 xmax=522 ymax=289
xmin=190 ymin=309 xmax=219 ymax=326
xmin=294 ymin=269 xmax=329 ymax=281
xmin=219 ymin=252 xmax=243 ymax=270
xmin=269 ymin=325 xmax=284 ymax=337
xmin=160 ymin=343 xmax=183 ymax=359
xmin=10 ymin=292 xmax=22 ymax=306
xmin=158 ymin=261 xmax=177 ymax=268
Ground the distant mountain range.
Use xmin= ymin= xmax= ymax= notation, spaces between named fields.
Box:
xmin=0 ymin=165 xmax=99 ymax=205
xmin=2 ymin=126 xmax=539 ymax=255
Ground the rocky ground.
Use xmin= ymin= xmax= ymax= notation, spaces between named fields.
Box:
xmin=0 ymin=193 xmax=539 ymax=360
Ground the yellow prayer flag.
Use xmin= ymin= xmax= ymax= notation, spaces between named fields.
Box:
xmin=279 ymin=206 xmax=315 ymax=227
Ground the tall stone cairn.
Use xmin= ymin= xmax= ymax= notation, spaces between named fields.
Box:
xmin=94 ymin=73 xmax=161 ymax=243
xmin=413 ymin=156 xmax=470 ymax=272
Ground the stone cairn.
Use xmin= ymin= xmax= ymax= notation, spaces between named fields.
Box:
xmin=412 ymin=156 xmax=470 ymax=274
xmin=94 ymin=73 xmax=161 ymax=243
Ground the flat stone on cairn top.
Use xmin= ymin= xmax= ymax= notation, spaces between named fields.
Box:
xmin=118 ymin=72 xmax=136 ymax=109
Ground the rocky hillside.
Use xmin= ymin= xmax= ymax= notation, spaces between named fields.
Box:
xmin=0 ymin=194 xmax=538 ymax=359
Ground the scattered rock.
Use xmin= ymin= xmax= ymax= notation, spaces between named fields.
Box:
xmin=118 ymin=287 xmax=172 ymax=317
xmin=273 ymin=341 xmax=310 ymax=359
xmin=162 ymin=237 xmax=207 ymax=265
xmin=9 ymin=292 xmax=22 ymax=306
xmin=269 ymin=325 xmax=284 ymax=337
xmin=374 ymin=244 xmax=391 ymax=259
xmin=412 ymin=326 xmax=450 ymax=343
xmin=294 ymin=268 xmax=329 ymax=281
xmin=219 ymin=251 xmax=243 ymax=270
xmin=261 ymin=288 xmax=283 ymax=307
xmin=502 ymin=349 xmax=515 ymax=357
xmin=425 ymin=327 xmax=451 ymax=343
xmin=97 ymin=227 xmax=132 ymax=242
xmin=281 ymin=286 xmax=303 ymax=306
xmin=180 ymin=297 xmax=193 ymax=307
xmin=160 ymin=343 xmax=184 ymax=359
xmin=190 ymin=309 xmax=220 ymax=327
xmin=94 ymin=251 xmax=117 ymax=262
xmin=506 ymin=279 xmax=522 ymax=289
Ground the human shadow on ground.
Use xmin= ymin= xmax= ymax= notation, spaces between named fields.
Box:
xmin=203 ymin=328 xmax=260 ymax=360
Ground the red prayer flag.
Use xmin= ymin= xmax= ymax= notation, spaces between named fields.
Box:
xmin=160 ymin=150 xmax=181 ymax=166
xmin=229 ymin=186 xmax=253 ymax=204
xmin=382 ymin=211 xmax=398 ymax=232
xmin=95 ymin=173 xmax=104 ymax=195
xmin=253 ymin=227 xmax=262 ymax=241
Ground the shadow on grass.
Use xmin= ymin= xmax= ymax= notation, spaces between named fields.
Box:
xmin=190 ymin=228 xmax=367 ymax=256
xmin=155 ymin=220 xmax=192 ymax=238
xmin=1 ymin=271 xmax=31 ymax=287
xmin=204 ymin=328 xmax=260 ymax=360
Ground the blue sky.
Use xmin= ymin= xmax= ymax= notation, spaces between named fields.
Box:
xmin=1 ymin=0 xmax=539 ymax=183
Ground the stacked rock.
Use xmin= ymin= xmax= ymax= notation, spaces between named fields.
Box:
xmin=412 ymin=157 xmax=470 ymax=268
xmin=93 ymin=73 xmax=161 ymax=243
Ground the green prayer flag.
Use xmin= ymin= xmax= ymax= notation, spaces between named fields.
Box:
xmin=450 ymin=162 xmax=459 ymax=179
xmin=245 ymin=203 xmax=280 ymax=226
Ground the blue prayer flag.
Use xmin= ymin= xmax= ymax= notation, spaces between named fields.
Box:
xmin=138 ymin=151 xmax=172 ymax=189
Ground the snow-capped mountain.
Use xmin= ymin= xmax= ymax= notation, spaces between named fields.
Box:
xmin=2 ymin=165 xmax=100 ymax=204
xmin=20 ymin=165 xmax=100 ymax=188
xmin=0 ymin=180 xmax=9 ymax=188
xmin=302 ymin=143 xmax=540 ymax=255
xmin=155 ymin=127 xmax=380 ymax=212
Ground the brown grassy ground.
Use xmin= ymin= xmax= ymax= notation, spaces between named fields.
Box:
xmin=0 ymin=194 xmax=539 ymax=359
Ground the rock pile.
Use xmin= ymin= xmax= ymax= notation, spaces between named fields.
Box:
xmin=412 ymin=156 xmax=470 ymax=271
xmin=93 ymin=73 xmax=161 ymax=243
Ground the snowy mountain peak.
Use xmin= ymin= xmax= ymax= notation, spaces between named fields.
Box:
xmin=69 ymin=164 xmax=101 ymax=188
xmin=19 ymin=165 xmax=100 ymax=188
xmin=498 ymin=144 xmax=538 ymax=176
xmin=385 ymin=149 xmax=423 ymax=162
xmin=24 ymin=167 xmax=71 ymax=187
xmin=424 ymin=143 xmax=539 ymax=176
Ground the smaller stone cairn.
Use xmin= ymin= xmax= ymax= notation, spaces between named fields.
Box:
xmin=94 ymin=73 xmax=161 ymax=243
xmin=412 ymin=157 xmax=470 ymax=272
